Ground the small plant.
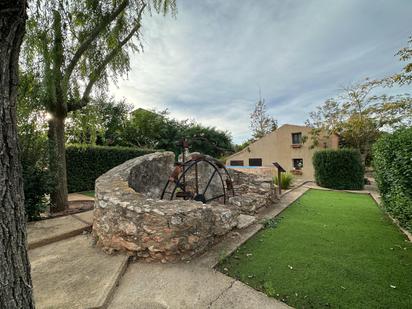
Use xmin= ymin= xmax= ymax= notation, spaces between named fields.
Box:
xmin=274 ymin=172 xmax=294 ymax=189
xmin=218 ymin=249 xmax=228 ymax=263
xmin=263 ymin=217 xmax=281 ymax=229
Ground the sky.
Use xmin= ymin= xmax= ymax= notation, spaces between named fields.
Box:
xmin=109 ymin=0 xmax=412 ymax=144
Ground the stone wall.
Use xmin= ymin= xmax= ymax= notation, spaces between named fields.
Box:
xmin=228 ymin=169 xmax=278 ymax=214
xmin=92 ymin=152 xmax=277 ymax=262
xmin=93 ymin=152 xmax=238 ymax=262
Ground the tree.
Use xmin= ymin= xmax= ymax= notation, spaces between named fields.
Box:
xmin=307 ymin=80 xmax=411 ymax=164
xmin=380 ymin=36 xmax=412 ymax=87
xmin=66 ymin=95 xmax=132 ymax=146
xmin=120 ymin=108 xmax=234 ymax=158
xmin=22 ymin=0 xmax=176 ymax=211
xmin=0 ymin=0 xmax=35 ymax=307
xmin=307 ymin=35 xmax=412 ymax=162
xmin=250 ymin=94 xmax=277 ymax=140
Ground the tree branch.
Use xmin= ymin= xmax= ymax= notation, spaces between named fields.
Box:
xmin=68 ymin=3 xmax=146 ymax=112
xmin=63 ymin=0 xmax=129 ymax=86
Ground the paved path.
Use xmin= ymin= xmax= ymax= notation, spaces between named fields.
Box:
xmin=30 ymin=235 xmax=128 ymax=309
xmin=68 ymin=192 xmax=95 ymax=202
xmin=27 ymin=211 xmax=93 ymax=249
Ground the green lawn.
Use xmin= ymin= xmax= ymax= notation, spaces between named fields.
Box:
xmin=217 ymin=189 xmax=412 ymax=309
xmin=78 ymin=190 xmax=95 ymax=197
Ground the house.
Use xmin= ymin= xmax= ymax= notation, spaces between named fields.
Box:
xmin=226 ymin=124 xmax=339 ymax=180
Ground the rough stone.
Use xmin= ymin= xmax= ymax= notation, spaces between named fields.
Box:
xmin=228 ymin=169 xmax=278 ymax=214
xmin=236 ymin=214 xmax=256 ymax=229
xmin=93 ymin=152 xmax=239 ymax=262
xmin=93 ymin=152 xmax=277 ymax=262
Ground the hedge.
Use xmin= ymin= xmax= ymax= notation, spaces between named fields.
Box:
xmin=66 ymin=144 xmax=156 ymax=192
xmin=373 ymin=127 xmax=412 ymax=232
xmin=313 ymin=149 xmax=364 ymax=190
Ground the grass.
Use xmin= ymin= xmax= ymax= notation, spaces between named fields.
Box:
xmin=217 ymin=189 xmax=412 ymax=309
xmin=78 ymin=190 xmax=95 ymax=197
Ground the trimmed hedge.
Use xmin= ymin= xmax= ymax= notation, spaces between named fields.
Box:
xmin=373 ymin=127 xmax=412 ymax=232
xmin=313 ymin=149 xmax=364 ymax=190
xmin=66 ymin=144 xmax=155 ymax=192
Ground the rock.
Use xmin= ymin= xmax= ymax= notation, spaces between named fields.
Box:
xmin=127 ymin=152 xmax=175 ymax=198
xmin=236 ymin=214 xmax=256 ymax=229
xmin=228 ymin=169 xmax=278 ymax=214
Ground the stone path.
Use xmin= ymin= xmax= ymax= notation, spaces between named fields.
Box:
xmin=28 ymin=185 xmax=308 ymax=308
xmin=68 ymin=192 xmax=95 ymax=202
xmin=27 ymin=211 xmax=93 ymax=249
xmin=30 ymin=235 xmax=128 ymax=309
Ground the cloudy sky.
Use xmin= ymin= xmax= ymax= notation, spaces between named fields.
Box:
xmin=109 ymin=0 xmax=412 ymax=144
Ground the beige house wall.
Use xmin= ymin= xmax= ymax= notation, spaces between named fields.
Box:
xmin=226 ymin=124 xmax=339 ymax=180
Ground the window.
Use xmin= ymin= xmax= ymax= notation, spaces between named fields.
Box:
xmin=293 ymin=158 xmax=303 ymax=170
xmin=292 ymin=132 xmax=302 ymax=144
xmin=249 ymin=158 xmax=262 ymax=166
xmin=230 ymin=160 xmax=244 ymax=166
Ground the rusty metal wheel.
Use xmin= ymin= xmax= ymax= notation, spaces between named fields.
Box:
xmin=161 ymin=155 xmax=234 ymax=204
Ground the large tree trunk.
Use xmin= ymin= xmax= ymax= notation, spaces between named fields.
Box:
xmin=48 ymin=116 xmax=68 ymax=212
xmin=0 ymin=1 xmax=35 ymax=308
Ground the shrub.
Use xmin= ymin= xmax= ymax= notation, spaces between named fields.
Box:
xmin=313 ymin=149 xmax=364 ymax=190
xmin=274 ymin=172 xmax=294 ymax=189
xmin=18 ymin=115 xmax=51 ymax=221
xmin=66 ymin=145 xmax=155 ymax=192
xmin=373 ymin=127 xmax=412 ymax=232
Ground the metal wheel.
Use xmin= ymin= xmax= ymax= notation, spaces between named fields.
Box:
xmin=161 ymin=155 xmax=234 ymax=204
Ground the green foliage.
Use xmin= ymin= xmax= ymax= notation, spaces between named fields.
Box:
xmin=313 ymin=149 xmax=364 ymax=190
xmin=119 ymin=108 xmax=234 ymax=158
xmin=234 ymin=139 xmax=252 ymax=152
xmin=217 ymin=189 xmax=412 ymax=309
xmin=66 ymin=144 xmax=155 ymax=192
xmin=67 ymin=96 xmax=132 ymax=145
xmin=263 ymin=217 xmax=281 ymax=229
xmin=273 ymin=172 xmax=294 ymax=189
xmin=17 ymin=71 xmax=51 ymax=220
xmin=373 ymin=127 xmax=412 ymax=232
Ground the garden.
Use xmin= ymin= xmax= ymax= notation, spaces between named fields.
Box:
xmin=218 ymin=189 xmax=412 ymax=309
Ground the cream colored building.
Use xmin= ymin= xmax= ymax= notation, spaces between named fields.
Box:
xmin=226 ymin=124 xmax=339 ymax=180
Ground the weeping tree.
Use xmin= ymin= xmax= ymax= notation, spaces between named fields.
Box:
xmin=22 ymin=0 xmax=176 ymax=211
xmin=0 ymin=0 xmax=35 ymax=307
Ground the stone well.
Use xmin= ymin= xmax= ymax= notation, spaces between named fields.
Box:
xmin=93 ymin=152 xmax=277 ymax=262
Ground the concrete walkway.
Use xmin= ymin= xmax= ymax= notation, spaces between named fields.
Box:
xmin=68 ymin=192 xmax=95 ymax=202
xmin=27 ymin=211 xmax=93 ymax=249
xmin=28 ymin=186 xmax=309 ymax=309
xmin=30 ymin=234 xmax=128 ymax=308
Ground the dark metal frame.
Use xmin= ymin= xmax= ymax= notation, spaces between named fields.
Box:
xmin=161 ymin=155 xmax=234 ymax=204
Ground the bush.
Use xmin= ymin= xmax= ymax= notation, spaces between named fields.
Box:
xmin=373 ymin=127 xmax=412 ymax=232
xmin=313 ymin=149 xmax=364 ymax=190
xmin=18 ymin=113 xmax=51 ymax=221
xmin=22 ymin=164 xmax=51 ymax=220
xmin=66 ymin=145 xmax=155 ymax=192
xmin=274 ymin=172 xmax=294 ymax=189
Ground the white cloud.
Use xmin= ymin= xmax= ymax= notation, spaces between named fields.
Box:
xmin=109 ymin=0 xmax=412 ymax=143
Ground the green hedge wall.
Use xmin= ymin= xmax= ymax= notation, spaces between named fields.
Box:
xmin=373 ymin=127 xmax=412 ymax=232
xmin=66 ymin=144 xmax=156 ymax=193
xmin=313 ymin=149 xmax=364 ymax=190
